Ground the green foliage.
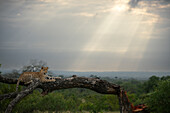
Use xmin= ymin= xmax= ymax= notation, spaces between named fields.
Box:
xmin=143 ymin=76 xmax=160 ymax=93
xmin=161 ymin=76 xmax=170 ymax=80
xmin=0 ymin=83 xmax=17 ymax=112
xmin=145 ymin=80 xmax=170 ymax=113
xmin=0 ymin=86 xmax=119 ymax=113
xmin=78 ymin=94 xmax=119 ymax=112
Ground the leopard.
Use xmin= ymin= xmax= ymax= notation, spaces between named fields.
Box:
xmin=16 ymin=67 xmax=55 ymax=92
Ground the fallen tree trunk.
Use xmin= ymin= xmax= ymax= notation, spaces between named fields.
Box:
xmin=0 ymin=74 xmax=134 ymax=113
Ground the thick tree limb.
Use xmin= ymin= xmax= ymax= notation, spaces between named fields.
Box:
xmin=39 ymin=76 xmax=120 ymax=95
xmin=0 ymin=74 xmax=25 ymax=85
xmin=0 ymin=74 xmax=135 ymax=113
xmin=5 ymin=79 xmax=40 ymax=113
xmin=0 ymin=74 xmax=18 ymax=84
xmin=0 ymin=74 xmax=120 ymax=95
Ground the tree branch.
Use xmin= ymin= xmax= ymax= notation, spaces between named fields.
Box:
xmin=5 ymin=79 xmax=40 ymax=113
xmin=0 ymin=74 xmax=120 ymax=95
xmin=0 ymin=74 xmax=135 ymax=113
xmin=0 ymin=74 xmax=25 ymax=85
xmin=39 ymin=76 xmax=120 ymax=95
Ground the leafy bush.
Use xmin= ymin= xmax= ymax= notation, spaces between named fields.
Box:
xmin=145 ymin=80 xmax=170 ymax=113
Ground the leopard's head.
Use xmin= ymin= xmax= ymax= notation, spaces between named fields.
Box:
xmin=40 ymin=67 xmax=48 ymax=74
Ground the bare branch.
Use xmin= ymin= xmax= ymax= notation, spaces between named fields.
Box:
xmin=5 ymin=79 xmax=40 ymax=113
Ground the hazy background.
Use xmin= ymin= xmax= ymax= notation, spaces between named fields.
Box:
xmin=0 ymin=0 xmax=170 ymax=72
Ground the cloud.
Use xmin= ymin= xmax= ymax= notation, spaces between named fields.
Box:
xmin=128 ymin=0 xmax=141 ymax=8
xmin=128 ymin=0 xmax=170 ymax=8
xmin=138 ymin=36 xmax=170 ymax=71
xmin=0 ymin=0 xmax=170 ymax=71
xmin=74 ymin=12 xmax=94 ymax=17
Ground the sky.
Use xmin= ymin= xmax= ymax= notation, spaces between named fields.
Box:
xmin=0 ymin=0 xmax=170 ymax=72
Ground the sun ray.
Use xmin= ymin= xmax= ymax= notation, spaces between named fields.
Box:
xmin=70 ymin=4 xmax=129 ymax=71
xmin=68 ymin=0 xmax=158 ymax=71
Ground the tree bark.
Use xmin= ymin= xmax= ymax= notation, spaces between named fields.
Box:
xmin=0 ymin=74 xmax=133 ymax=113
xmin=0 ymin=74 xmax=120 ymax=94
xmin=5 ymin=79 xmax=40 ymax=113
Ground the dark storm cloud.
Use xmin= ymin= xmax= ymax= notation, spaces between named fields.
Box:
xmin=138 ymin=36 xmax=170 ymax=71
xmin=0 ymin=48 xmax=79 ymax=69
xmin=128 ymin=0 xmax=141 ymax=8
xmin=0 ymin=48 xmax=125 ymax=71
xmin=128 ymin=0 xmax=170 ymax=8
xmin=160 ymin=0 xmax=170 ymax=4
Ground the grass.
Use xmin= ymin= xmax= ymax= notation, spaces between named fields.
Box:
xmin=34 ymin=111 xmax=120 ymax=113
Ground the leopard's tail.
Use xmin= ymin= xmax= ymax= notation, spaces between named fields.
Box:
xmin=16 ymin=79 xmax=20 ymax=92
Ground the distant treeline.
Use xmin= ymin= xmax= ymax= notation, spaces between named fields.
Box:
xmin=2 ymin=68 xmax=170 ymax=80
